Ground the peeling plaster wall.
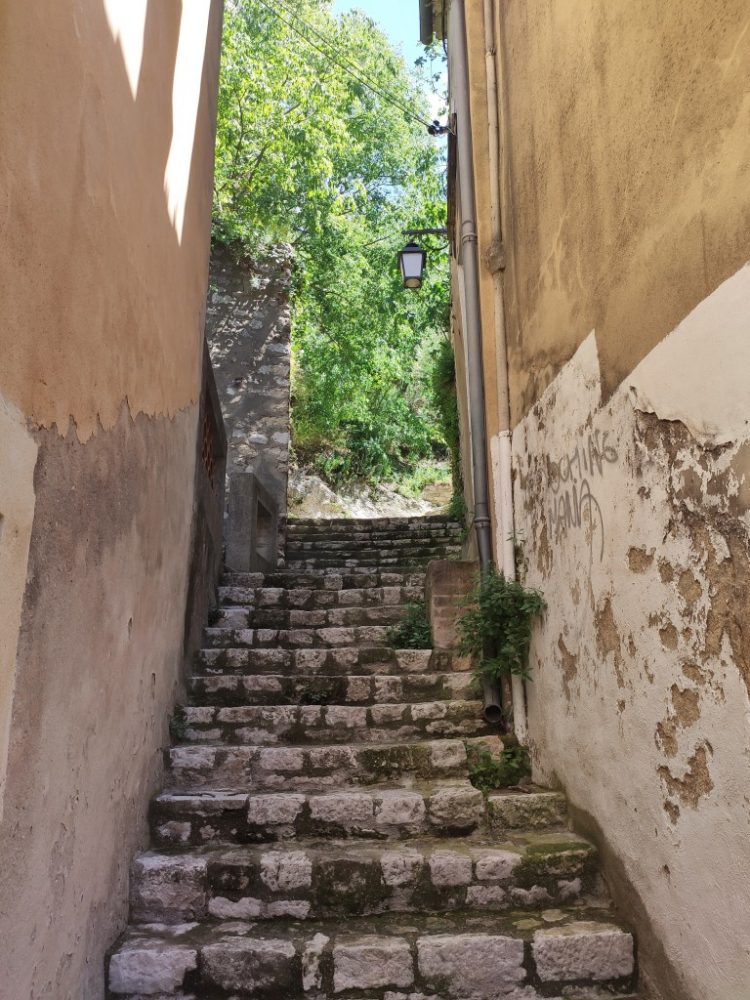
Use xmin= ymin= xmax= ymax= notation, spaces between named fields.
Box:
xmin=514 ymin=262 xmax=750 ymax=1000
xmin=0 ymin=2 xmax=224 ymax=997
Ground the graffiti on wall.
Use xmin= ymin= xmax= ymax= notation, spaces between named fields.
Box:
xmin=547 ymin=430 xmax=618 ymax=560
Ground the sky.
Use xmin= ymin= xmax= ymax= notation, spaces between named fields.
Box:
xmin=331 ymin=0 xmax=446 ymax=121
xmin=332 ymin=0 xmax=424 ymax=70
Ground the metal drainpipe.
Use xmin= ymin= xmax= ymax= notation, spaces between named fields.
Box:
xmin=481 ymin=0 xmax=528 ymax=744
xmin=449 ymin=0 xmax=503 ymax=726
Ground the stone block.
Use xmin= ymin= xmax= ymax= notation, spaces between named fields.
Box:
xmin=310 ymin=793 xmax=374 ymax=825
xmin=428 ymin=785 xmax=484 ymax=831
xmin=109 ymin=944 xmax=197 ymax=995
xmin=532 ymin=922 xmax=634 ymax=983
xmin=247 ymin=793 xmax=305 ymax=826
xmin=202 ymin=937 xmax=297 ymax=992
xmin=472 ymin=849 xmax=522 ymax=882
xmin=417 ymin=934 xmax=525 ymax=996
xmin=428 ymin=850 xmax=472 ymax=887
xmin=333 ymin=937 xmax=414 ymax=991
xmin=260 ymin=851 xmax=313 ymax=891
xmin=381 ymin=850 xmax=423 ymax=887
xmin=130 ymin=855 xmax=207 ymax=922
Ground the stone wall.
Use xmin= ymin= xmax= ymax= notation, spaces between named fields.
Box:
xmin=0 ymin=2 xmax=223 ymax=997
xmin=206 ymin=243 xmax=292 ymax=549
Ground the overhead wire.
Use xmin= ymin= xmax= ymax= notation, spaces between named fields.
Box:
xmin=246 ymin=0 xmax=450 ymax=134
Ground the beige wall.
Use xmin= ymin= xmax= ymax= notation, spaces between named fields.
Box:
xmin=0 ymin=2 xmax=223 ymax=997
xmin=458 ymin=2 xmax=750 ymax=998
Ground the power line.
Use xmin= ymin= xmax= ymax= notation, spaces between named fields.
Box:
xmin=246 ymin=0 xmax=448 ymax=134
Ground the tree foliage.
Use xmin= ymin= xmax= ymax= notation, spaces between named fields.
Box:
xmin=214 ymin=0 xmax=452 ymax=482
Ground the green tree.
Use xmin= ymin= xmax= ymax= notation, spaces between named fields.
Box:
xmin=214 ymin=0 xmax=451 ymax=482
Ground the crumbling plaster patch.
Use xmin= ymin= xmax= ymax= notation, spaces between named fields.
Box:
xmin=512 ymin=260 xmax=750 ymax=1000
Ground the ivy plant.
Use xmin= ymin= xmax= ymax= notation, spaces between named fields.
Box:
xmin=456 ymin=568 xmax=545 ymax=686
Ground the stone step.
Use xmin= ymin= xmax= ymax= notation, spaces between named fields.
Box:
xmin=213 ymin=604 xmax=409 ymax=631
xmin=487 ymin=790 xmax=570 ymax=834
xmin=188 ymin=671 xmax=476 ymax=707
xmin=151 ymin=780 xmax=488 ymax=848
xmin=285 ymin=526 xmax=462 ymax=542
xmin=166 ymin=738 xmax=469 ymax=793
xmin=288 ymin=514 xmax=458 ymax=530
xmin=129 ymin=831 xmax=599 ymax=925
xmin=196 ymin=646 xmax=455 ymax=677
xmin=222 ymin=570 xmax=426 ymax=591
xmin=285 ymin=548 xmax=461 ymax=569
xmin=203 ymin=624 xmax=396 ymax=650
xmin=107 ymin=908 xmax=636 ymax=999
xmin=220 ymin=584 xmax=424 ymax=609
xmin=178 ymin=700 xmax=491 ymax=746
xmin=286 ymin=535 xmax=461 ymax=552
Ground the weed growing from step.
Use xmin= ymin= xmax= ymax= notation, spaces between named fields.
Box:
xmin=465 ymin=740 xmax=531 ymax=793
xmin=456 ymin=567 xmax=545 ymax=687
xmin=387 ymin=601 xmax=432 ymax=649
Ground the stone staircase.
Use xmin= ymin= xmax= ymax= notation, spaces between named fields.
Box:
xmin=106 ymin=515 xmax=640 ymax=999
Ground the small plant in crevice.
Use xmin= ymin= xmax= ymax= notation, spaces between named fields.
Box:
xmin=169 ymin=705 xmax=188 ymax=742
xmin=387 ymin=601 xmax=432 ymax=649
xmin=455 ymin=567 xmax=545 ymax=688
xmin=465 ymin=740 xmax=531 ymax=793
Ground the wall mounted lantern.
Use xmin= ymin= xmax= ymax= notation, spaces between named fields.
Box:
xmin=398 ymin=241 xmax=427 ymax=290
xmin=398 ymin=228 xmax=449 ymax=290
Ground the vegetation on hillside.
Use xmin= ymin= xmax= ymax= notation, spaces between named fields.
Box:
xmin=213 ymin=0 xmax=457 ymax=488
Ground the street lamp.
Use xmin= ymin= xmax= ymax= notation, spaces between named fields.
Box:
xmin=398 ymin=241 xmax=427 ymax=290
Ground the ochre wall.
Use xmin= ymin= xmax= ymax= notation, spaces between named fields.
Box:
xmin=462 ymin=2 xmax=750 ymax=998
xmin=0 ymin=2 xmax=223 ymax=997
xmin=497 ymin=0 xmax=750 ymax=421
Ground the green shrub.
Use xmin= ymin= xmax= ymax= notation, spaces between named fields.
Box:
xmin=456 ymin=567 xmax=545 ymax=686
xmin=465 ymin=740 xmax=531 ymax=793
xmin=387 ymin=601 xmax=432 ymax=649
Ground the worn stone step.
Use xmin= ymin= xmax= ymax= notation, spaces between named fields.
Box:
xmin=151 ymin=780 xmax=488 ymax=848
xmin=188 ymin=671 xmax=476 ymax=707
xmin=196 ymin=646 xmax=455 ymax=677
xmin=167 ymin=738 xmax=469 ymax=793
xmin=487 ymin=791 xmax=569 ymax=834
xmin=285 ymin=548 xmax=461 ymax=569
xmin=285 ymin=526 xmax=462 ymax=542
xmin=286 ymin=535 xmax=461 ymax=553
xmin=222 ymin=570 xmax=426 ymax=591
xmin=107 ymin=907 xmax=636 ymax=999
xmin=286 ymin=536 xmax=460 ymax=549
xmin=203 ymin=624 xmax=400 ymax=650
xmin=223 ymin=605 xmax=410 ymax=631
xmin=288 ymin=514 xmax=458 ymax=530
xmin=178 ymin=700 xmax=491 ymax=746
xmin=220 ymin=584 xmax=424 ymax=609
xmin=129 ymin=832 xmax=599 ymax=925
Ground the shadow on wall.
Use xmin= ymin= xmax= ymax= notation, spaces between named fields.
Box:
xmin=0 ymin=2 xmax=224 ymax=999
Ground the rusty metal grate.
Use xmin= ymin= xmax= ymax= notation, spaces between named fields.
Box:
xmin=201 ymin=393 xmax=217 ymax=488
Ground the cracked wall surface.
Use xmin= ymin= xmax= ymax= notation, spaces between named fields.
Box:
xmin=513 ymin=263 xmax=750 ymax=1000
xmin=0 ymin=2 xmax=224 ymax=997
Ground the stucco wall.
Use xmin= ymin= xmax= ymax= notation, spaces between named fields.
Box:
xmin=0 ymin=2 xmax=223 ymax=996
xmin=476 ymin=3 xmax=750 ymax=999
